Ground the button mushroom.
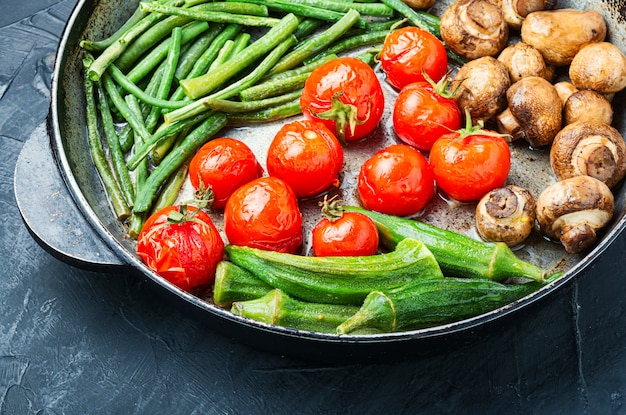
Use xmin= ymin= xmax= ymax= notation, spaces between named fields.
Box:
xmin=563 ymin=89 xmax=613 ymax=126
xmin=498 ymin=0 xmax=557 ymax=30
xmin=475 ymin=185 xmax=537 ymax=247
xmin=451 ymin=56 xmax=511 ymax=122
xmin=550 ymin=121 xmax=626 ymax=189
xmin=536 ymin=176 xmax=614 ymax=254
xmin=569 ymin=41 xmax=626 ymax=95
xmin=495 ymin=76 xmax=562 ymax=147
xmin=553 ymin=81 xmax=578 ymax=107
xmin=520 ymin=9 xmax=606 ymax=67
xmin=497 ymin=42 xmax=552 ymax=83
xmin=440 ymin=0 xmax=509 ymax=60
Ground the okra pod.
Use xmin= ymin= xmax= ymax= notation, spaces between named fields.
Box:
xmin=213 ymin=261 xmax=273 ymax=307
xmin=336 ymin=277 xmax=546 ymax=334
xmin=344 ymin=207 xmax=550 ymax=283
xmin=225 ymin=238 xmax=443 ymax=305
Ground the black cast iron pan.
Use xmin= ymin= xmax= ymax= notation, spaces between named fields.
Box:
xmin=15 ymin=0 xmax=626 ymax=362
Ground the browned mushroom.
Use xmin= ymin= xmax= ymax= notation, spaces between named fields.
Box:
xmin=550 ymin=121 xmax=626 ymax=189
xmin=451 ymin=56 xmax=511 ymax=122
xmin=497 ymin=42 xmax=552 ymax=83
xmin=475 ymin=185 xmax=537 ymax=247
xmin=520 ymin=9 xmax=606 ymax=66
xmin=498 ymin=0 xmax=557 ymax=29
xmin=495 ymin=76 xmax=562 ymax=147
xmin=440 ymin=0 xmax=509 ymax=60
xmin=563 ymin=89 xmax=613 ymax=126
xmin=400 ymin=0 xmax=436 ymax=9
xmin=536 ymin=176 xmax=614 ymax=254
xmin=569 ymin=42 xmax=626 ymax=95
xmin=553 ymin=81 xmax=578 ymax=107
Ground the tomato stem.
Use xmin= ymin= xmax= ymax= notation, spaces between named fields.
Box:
xmin=309 ymin=91 xmax=370 ymax=143
xmin=319 ymin=195 xmax=344 ymax=222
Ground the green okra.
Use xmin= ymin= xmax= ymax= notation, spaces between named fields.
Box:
xmin=336 ymin=277 xmax=548 ymax=334
xmin=225 ymin=238 xmax=444 ymax=305
xmin=232 ymin=289 xmax=370 ymax=333
xmin=213 ymin=261 xmax=273 ymax=307
xmin=343 ymin=206 xmax=550 ymax=283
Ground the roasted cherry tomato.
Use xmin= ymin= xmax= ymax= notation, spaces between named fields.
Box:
xmin=392 ymin=80 xmax=462 ymax=151
xmin=311 ymin=197 xmax=379 ymax=257
xmin=137 ymin=204 xmax=224 ymax=292
xmin=224 ymin=176 xmax=303 ymax=253
xmin=188 ymin=137 xmax=263 ymax=209
xmin=380 ymin=26 xmax=448 ymax=90
xmin=266 ymin=120 xmax=344 ymax=198
xmin=300 ymin=56 xmax=384 ymax=142
xmin=429 ymin=123 xmax=511 ymax=202
xmin=357 ymin=144 xmax=435 ymax=217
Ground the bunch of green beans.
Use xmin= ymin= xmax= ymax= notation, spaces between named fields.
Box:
xmin=80 ymin=0 xmax=447 ymax=237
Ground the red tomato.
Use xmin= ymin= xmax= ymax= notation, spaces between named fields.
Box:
xmin=300 ymin=56 xmax=384 ymax=142
xmin=223 ymin=176 xmax=303 ymax=253
xmin=429 ymin=126 xmax=511 ymax=202
xmin=137 ymin=205 xmax=224 ymax=292
xmin=188 ymin=137 xmax=263 ymax=209
xmin=266 ymin=120 xmax=344 ymax=198
xmin=357 ymin=144 xmax=435 ymax=217
xmin=380 ymin=26 xmax=448 ymax=90
xmin=311 ymin=198 xmax=379 ymax=256
xmin=392 ymin=80 xmax=462 ymax=151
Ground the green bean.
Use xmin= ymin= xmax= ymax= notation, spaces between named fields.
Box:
xmin=380 ymin=0 xmax=440 ymax=36
xmin=85 ymin=0 xmax=185 ymax=81
xmin=80 ymin=4 xmax=150 ymax=52
xmin=225 ymin=98 xmax=301 ymax=124
xmin=173 ymin=26 xmax=223 ymax=82
xmin=97 ymin=85 xmax=135 ymax=207
xmin=126 ymin=20 xmax=211 ymax=85
xmin=150 ymin=160 xmax=191 ymax=213
xmin=133 ymin=112 xmax=228 ymax=214
xmin=180 ymin=13 xmax=300 ymax=99
xmin=195 ymin=2 xmax=269 ymax=16
xmin=207 ymin=39 xmax=236 ymax=72
xmin=194 ymin=89 xmax=302 ymax=113
xmin=83 ymin=61 xmax=131 ymax=220
xmin=292 ymin=18 xmax=324 ymax=41
xmin=165 ymin=35 xmax=296 ymax=124
xmin=227 ymin=0 xmax=368 ymax=28
xmin=276 ymin=0 xmax=394 ymax=17
xmin=239 ymin=72 xmax=308 ymax=101
xmin=267 ymin=9 xmax=361 ymax=76
xmin=263 ymin=53 xmax=337 ymax=82
xmin=139 ymin=2 xmax=281 ymax=27
xmin=304 ymin=29 xmax=389 ymax=63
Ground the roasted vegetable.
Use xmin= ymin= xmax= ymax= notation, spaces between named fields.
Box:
xmin=225 ymin=237 xmax=444 ymax=305
xmin=212 ymin=260 xmax=273 ymax=307
xmin=343 ymin=206 xmax=549 ymax=282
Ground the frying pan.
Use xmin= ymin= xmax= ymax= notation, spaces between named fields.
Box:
xmin=15 ymin=0 xmax=626 ymax=362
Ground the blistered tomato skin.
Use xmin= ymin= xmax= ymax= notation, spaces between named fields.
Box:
xmin=430 ymin=132 xmax=511 ymax=202
xmin=300 ymin=56 xmax=384 ymax=142
xmin=266 ymin=120 xmax=344 ymax=198
xmin=188 ymin=138 xmax=263 ymax=209
xmin=312 ymin=212 xmax=379 ymax=257
xmin=224 ymin=176 xmax=303 ymax=253
xmin=392 ymin=81 xmax=462 ymax=151
xmin=357 ymin=144 xmax=435 ymax=217
xmin=137 ymin=206 xmax=224 ymax=292
xmin=380 ymin=26 xmax=448 ymax=90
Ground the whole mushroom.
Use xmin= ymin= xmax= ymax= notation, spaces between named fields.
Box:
xmin=563 ymin=89 xmax=613 ymax=126
xmin=475 ymin=185 xmax=537 ymax=247
xmin=550 ymin=121 xmax=626 ymax=189
xmin=451 ymin=56 xmax=511 ymax=122
xmin=520 ymin=9 xmax=606 ymax=67
xmin=536 ymin=176 xmax=614 ymax=254
xmin=498 ymin=0 xmax=557 ymax=29
xmin=497 ymin=42 xmax=553 ymax=83
xmin=440 ymin=0 xmax=509 ymax=60
xmin=569 ymin=42 xmax=626 ymax=95
xmin=496 ymin=76 xmax=562 ymax=147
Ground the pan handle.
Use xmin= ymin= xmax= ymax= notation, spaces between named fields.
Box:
xmin=15 ymin=120 xmax=127 ymax=272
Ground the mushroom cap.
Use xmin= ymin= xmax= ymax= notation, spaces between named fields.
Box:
xmin=553 ymin=81 xmax=578 ymax=107
xmin=452 ymin=56 xmax=511 ymax=122
xmin=475 ymin=185 xmax=536 ymax=247
xmin=497 ymin=42 xmax=550 ymax=83
xmin=499 ymin=76 xmax=562 ymax=147
xmin=563 ymin=89 xmax=613 ymax=126
xmin=550 ymin=121 xmax=626 ymax=189
xmin=440 ymin=0 xmax=509 ymax=60
xmin=500 ymin=0 xmax=557 ymax=29
xmin=536 ymin=176 xmax=614 ymax=254
xmin=521 ymin=9 xmax=606 ymax=66
xmin=569 ymin=42 xmax=626 ymax=95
